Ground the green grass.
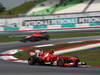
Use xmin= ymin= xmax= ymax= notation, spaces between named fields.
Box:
xmin=1 ymin=1 xmax=36 ymax=16
xmin=54 ymin=1 xmax=80 ymax=12
xmin=30 ymin=0 xmax=80 ymax=16
xmin=0 ymin=32 xmax=100 ymax=42
xmin=15 ymin=51 xmax=30 ymax=60
xmin=14 ymin=40 xmax=100 ymax=66
xmin=0 ymin=0 xmax=47 ymax=16
xmin=0 ymin=1 xmax=35 ymax=16
xmin=0 ymin=0 xmax=84 ymax=16
xmin=31 ymin=0 xmax=86 ymax=16
xmin=0 ymin=1 xmax=45 ymax=16
xmin=50 ymin=32 xmax=100 ymax=39
xmin=9 ymin=2 xmax=35 ymax=15
xmin=0 ymin=35 xmax=22 ymax=42
xmin=31 ymin=6 xmax=56 ymax=16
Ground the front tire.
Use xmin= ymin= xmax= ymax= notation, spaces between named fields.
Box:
xmin=57 ymin=58 xmax=64 ymax=67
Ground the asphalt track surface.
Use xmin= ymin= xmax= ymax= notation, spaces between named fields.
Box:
xmin=0 ymin=36 xmax=100 ymax=75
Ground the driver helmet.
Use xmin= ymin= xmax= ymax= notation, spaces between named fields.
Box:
xmin=35 ymin=50 xmax=42 ymax=57
xmin=49 ymin=50 xmax=54 ymax=54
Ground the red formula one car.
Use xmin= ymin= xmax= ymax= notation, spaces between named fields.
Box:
xmin=20 ymin=32 xmax=49 ymax=42
xmin=28 ymin=50 xmax=86 ymax=67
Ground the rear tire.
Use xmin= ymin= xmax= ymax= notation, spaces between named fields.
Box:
xmin=28 ymin=56 xmax=40 ymax=65
xmin=28 ymin=56 xmax=36 ymax=65
xmin=28 ymin=56 xmax=44 ymax=65
xmin=73 ymin=62 xmax=78 ymax=67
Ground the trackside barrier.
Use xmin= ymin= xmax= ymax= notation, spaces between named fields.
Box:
xmin=0 ymin=11 xmax=100 ymax=32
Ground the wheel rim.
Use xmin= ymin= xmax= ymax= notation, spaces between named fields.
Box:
xmin=57 ymin=58 xmax=64 ymax=67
